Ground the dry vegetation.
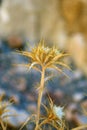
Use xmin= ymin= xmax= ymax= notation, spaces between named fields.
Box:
xmin=15 ymin=40 xmax=69 ymax=130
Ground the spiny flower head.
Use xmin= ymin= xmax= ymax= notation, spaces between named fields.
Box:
xmin=41 ymin=97 xmax=66 ymax=129
xmin=31 ymin=43 xmax=60 ymax=64
xmin=45 ymin=97 xmax=65 ymax=121
xmin=53 ymin=105 xmax=65 ymax=120
xmin=16 ymin=41 xmax=70 ymax=74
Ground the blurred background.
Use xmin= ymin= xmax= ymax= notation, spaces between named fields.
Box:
xmin=0 ymin=0 xmax=87 ymax=129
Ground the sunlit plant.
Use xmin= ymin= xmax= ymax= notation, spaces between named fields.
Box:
xmin=0 ymin=95 xmax=12 ymax=130
xmin=15 ymin=40 xmax=70 ymax=130
xmin=39 ymin=97 xmax=66 ymax=130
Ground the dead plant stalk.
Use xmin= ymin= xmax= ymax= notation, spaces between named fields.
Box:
xmin=35 ymin=67 xmax=45 ymax=130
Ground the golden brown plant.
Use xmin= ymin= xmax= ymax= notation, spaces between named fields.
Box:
xmin=39 ymin=97 xmax=66 ymax=130
xmin=0 ymin=95 xmax=12 ymax=130
xmin=15 ymin=41 xmax=69 ymax=130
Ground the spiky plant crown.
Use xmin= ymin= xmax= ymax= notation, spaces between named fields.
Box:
xmin=16 ymin=41 xmax=70 ymax=74
xmin=15 ymin=41 xmax=70 ymax=130
xmin=40 ymin=97 xmax=66 ymax=130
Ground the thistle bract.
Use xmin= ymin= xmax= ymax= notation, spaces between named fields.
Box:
xmin=16 ymin=41 xmax=70 ymax=75
xmin=53 ymin=105 xmax=65 ymax=120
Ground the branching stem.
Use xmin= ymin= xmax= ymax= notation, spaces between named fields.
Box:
xmin=35 ymin=67 xmax=45 ymax=130
xmin=0 ymin=119 xmax=6 ymax=130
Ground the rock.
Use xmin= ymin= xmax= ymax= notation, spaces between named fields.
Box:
xmin=60 ymin=0 xmax=83 ymax=32
xmin=4 ymin=106 xmax=29 ymax=127
xmin=65 ymin=103 xmax=78 ymax=120
xmin=15 ymin=77 xmax=27 ymax=92
xmin=0 ymin=88 xmax=6 ymax=96
xmin=77 ymin=115 xmax=87 ymax=124
xmin=67 ymin=33 xmax=87 ymax=75
xmin=7 ymin=36 xmax=24 ymax=49
xmin=27 ymin=103 xmax=36 ymax=114
xmin=73 ymin=70 xmax=83 ymax=80
xmin=73 ymin=93 xmax=84 ymax=102
xmin=54 ymin=89 xmax=64 ymax=99
xmin=81 ymin=97 xmax=87 ymax=109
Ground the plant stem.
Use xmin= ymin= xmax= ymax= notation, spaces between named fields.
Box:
xmin=0 ymin=120 xmax=6 ymax=130
xmin=39 ymin=119 xmax=48 ymax=127
xmin=72 ymin=124 xmax=87 ymax=130
xmin=35 ymin=68 xmax=45 ymax=130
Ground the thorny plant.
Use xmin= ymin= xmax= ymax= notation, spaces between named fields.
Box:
xmin=20 ymin=96 xmax=67 ymax=130
xmin=15 ymin=41 xmax=70 ymax=130
xmin=39 ymin=96 xmax=66 ymax=130
xmin=0 ymin=95 xmax=13 ymax=130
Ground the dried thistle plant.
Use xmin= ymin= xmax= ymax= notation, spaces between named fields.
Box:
xmin=39 ymin=97 xmax=66 ymax=130
xmin=0 ymin=95 xmax=12 ymax=130
xmin=15 ymin=40 xmax=69 ymax=130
